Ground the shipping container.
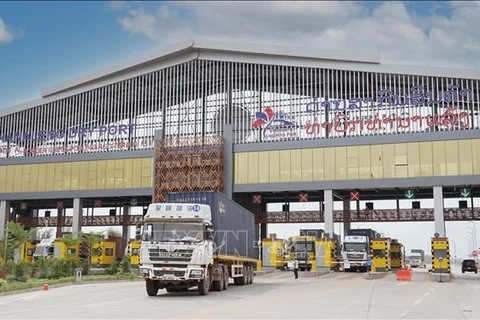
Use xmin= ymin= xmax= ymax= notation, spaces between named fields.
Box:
xmin=347 ymin=228 xmax=378 ymax=241
xmin=166 ymin=192 xmax=258 ymax=260
xmin=300 ymin=229 xmax=324 ymax=239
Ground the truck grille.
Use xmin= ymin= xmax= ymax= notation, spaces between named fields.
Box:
xmin=149 ymin=248 xmax=194 ymax=262
xmin=153 ymin=270 xmax=185 ymax=277
xmin=346 ymin=253 xmax=365 ymax=260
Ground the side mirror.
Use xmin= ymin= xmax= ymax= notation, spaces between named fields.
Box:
xmin=135 ymin=223 xmax=142 ymax=241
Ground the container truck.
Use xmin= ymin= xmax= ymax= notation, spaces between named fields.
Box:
xmin=137 ymin=192 xmax=258 ymax=296
xmin=289 ymin=235 xmax=316 ymax=271
xmin=342 ymin=228 xmax=379 ymax=272
xmin=409 ymin=249 xmax=426 ymax=268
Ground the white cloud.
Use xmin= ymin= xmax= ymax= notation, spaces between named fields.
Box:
xmin=112 ymin=1 xmax=480 ymax=69
xmin=0 ymin=18 xmax=14 ymax=44
xmin=116 ymin=7 xmax=158 ymax=39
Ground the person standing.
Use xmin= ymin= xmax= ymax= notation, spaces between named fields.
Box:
xmin=293 ymin=259 xmax=299 ymax=279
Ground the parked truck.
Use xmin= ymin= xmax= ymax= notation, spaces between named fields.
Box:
xmin=409 ymin=249 xmax=426 ymax=268
xmin=288 ymin=235 xmax=316 ymax=271
xmin=342 ymin=228 xmax=379 ymax=272
xmin=137 ymin=192 xmax=258 ymax=296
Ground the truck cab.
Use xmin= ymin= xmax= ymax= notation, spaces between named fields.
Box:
xmin=139 ymin=203 xmax=214 ymax=294
xmin=342 ymin=235 xmax=370 ymax=272
xmin=289 ymin=236 xmax=315 ymax=271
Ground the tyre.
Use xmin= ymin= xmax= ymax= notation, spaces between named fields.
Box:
xmin=212 ymin=270 xmax=223 ymax=292
xmin=249 ymin=266 xmax=255 ymax=284
xmin=246 ymin=266 xmax=252 ymax=285
xmin=238 ymin=266 xmax=247 ymax=285
xmin=146 ymin=280 xmax=158 ymax=296
xmin=223 ymin=267 xmax=229 ymax=290
xmin=198 ymin=269 xmax=210 ymax=296
xmin=166 ymin=287 xmax=175 ymax=293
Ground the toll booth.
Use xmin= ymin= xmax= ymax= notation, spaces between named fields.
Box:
xmin=431 ymin=237 xmax=450 ymax=274
xmin=53 ymin=240 xmax=80 ymax=261
xmin=14 ymin=241 xmax=39 ymax=262
xmin=261 ymin=238 xmax=285 ymax=268
xmin=370 ymin=238 xmax=391 ymax=272
xmin=314 ymin=239 xmax=337 ymax=271
xmin=91 ymin=241 xmax=116 ymax=267
xmin=127 ymin=239 xmax=141 ymax=267
xmin=389 ymin=240 xmax=405 ymax=270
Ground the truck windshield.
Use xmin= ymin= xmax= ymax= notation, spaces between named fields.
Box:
xmin=143 ymin=223 xmax=203 ymax=243
xmin=293 ymin=242 xmax=315 ymax=253
xmin=344 ymin=243 xmax=368 ymax=252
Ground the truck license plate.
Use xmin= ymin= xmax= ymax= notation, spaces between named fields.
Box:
xmin=163 ymin=274 xmax=175 ymax=280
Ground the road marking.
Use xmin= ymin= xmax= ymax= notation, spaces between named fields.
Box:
xmin=414 ymin=298 xmax=423 ymax=305
xmin=424 ymin=292 xmax=431 ymax=297
xmin=399 ymin=310 xmax=409 ymax=319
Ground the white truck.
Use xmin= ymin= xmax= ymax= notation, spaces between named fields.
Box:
xmin=137 ymin=192 xmax=258 ymax=296
xmin=342 ymin=235 xmax=370 ymax=272
xmin=409 ymin=249 xmax=426 ymax=268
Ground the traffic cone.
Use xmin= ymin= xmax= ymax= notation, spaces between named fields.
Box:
xmin=43 ymin=280 xmax=49 ymax=291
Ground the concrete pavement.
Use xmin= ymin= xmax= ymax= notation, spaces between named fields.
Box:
xmin=0 ymin=268 xmax=478 ymax=319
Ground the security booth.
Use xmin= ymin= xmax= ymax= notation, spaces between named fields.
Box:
xmin=431 ymin=237 xmax=450 ymax=274
xmin=389 ymin=240 xmax=405 ymax=270
xmin=128 ymin=239 xmax=142 ymax=267
xmin=91 ymin=241 xmax=116 ymax=267
xmin=370 ymin=238 xmax=391 ymax=272
xmin=314 ymin=238 xmax=337 ymax=271
xmin=261 ymin=238 xmax=285 ymax=269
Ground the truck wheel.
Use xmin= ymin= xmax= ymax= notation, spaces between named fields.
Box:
xmin=198 ymin=270 xmax=210 ymax=296
xmin=166 ymin=287 xmax=175 ymax=293
xmin=146 ymin=280 xmax=158 ymax=296
xmin=223 ymin=267 xmax=229 ymax=290
xmin=238 ymin=266 xmax=247 ymax=286
xmin=212 ymin=270 xmax=223 ymax=292
xmin=250 ymin=266 xmax=255 ymax=284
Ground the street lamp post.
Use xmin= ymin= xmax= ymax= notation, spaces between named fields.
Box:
xmin=2 ymin=222 xmax=8 ymax=266
xmin=467 ymin=223 xmax=478 ymax=263
xmin=438 ymin=256 xmax=444 ymax=283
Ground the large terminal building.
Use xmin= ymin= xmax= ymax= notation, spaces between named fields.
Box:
xmin=0 ymin=39 xmax=479 ymax=256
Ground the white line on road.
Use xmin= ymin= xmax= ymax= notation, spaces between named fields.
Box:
xmin=414 ymin=298 xmax=423 ymax=305
xmin=399 ymin=310 xmax=410 ymax=319
xmin=424 ymin=292 xmax=431 ymax=297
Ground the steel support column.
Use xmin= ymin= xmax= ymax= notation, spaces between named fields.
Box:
xmin=72 ymin=198 xmax=83 ymax=237
xmin=324 ymin=190 xmax=334 ymax=237
xmin=223 ymin=124 xmax=233 ymax=199
xmin=122 ymin=206 xmax=130 ymax=257
xmin=0 ymin=200 xmax=10 ymax=240
xmin=343 ymin=199 xmax=351 ymax=238
xmin=433 ymin=186 xmax=446 ymax=237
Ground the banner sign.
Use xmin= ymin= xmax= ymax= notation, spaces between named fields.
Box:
xmin=0 ymin=124 xmax=136 ymax=143
xmin=304 ymin=84 xmax=472 ymax=112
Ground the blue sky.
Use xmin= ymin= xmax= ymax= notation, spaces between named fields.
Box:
xmin=1 ymin=1 xmax=478 ymax=109
xmin=0 ymin=0 xmax=479 ymax=259
xmin=0 ymin=1 xmax=155 ymax=107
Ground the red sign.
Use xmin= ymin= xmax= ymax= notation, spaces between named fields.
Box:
xmin=94 ymin=199 xmax=102 ymax=207
xmin=350 ymin=192 xmax=360 ymax=201
xmin=299 ymin=193 xmax=308 ymax=202
xmin=56 ymin=201 xmax=63 ymax=210
xmin=253 ymin=195 xmax=262 ymax=204
xmin=305 ymin=107 xmax=469 ymax=135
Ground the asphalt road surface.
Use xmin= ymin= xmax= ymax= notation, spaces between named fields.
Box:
xmin=0 ymin=267 xmax=479 ymax=319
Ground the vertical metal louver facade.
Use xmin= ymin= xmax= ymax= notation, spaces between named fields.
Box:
xmin=0 ymin=59 xmax=479 ymax=159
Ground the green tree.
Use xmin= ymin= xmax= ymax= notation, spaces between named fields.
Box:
xmin=78 ymin=232 xmax=103 ymax=275
xmin=61 ymin=233 xmax=80 ymax=247
xmin=0 ymin=222 xmax=34 ymax=263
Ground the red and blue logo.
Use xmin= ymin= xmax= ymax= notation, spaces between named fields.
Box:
xmin=252 ymin=106 xmax=294 ymax=129
xmin=251 ymin=106 xmax=296 ymax=139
